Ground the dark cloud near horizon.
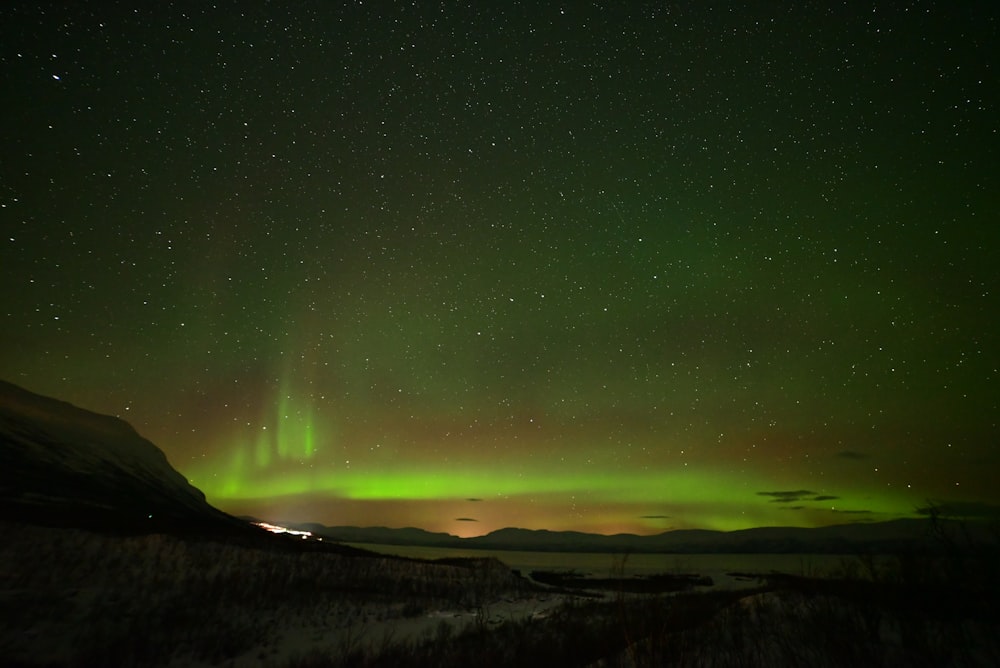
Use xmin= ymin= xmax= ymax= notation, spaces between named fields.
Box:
xmin=781 ymin=506 xmax=806 ymax=511
xmin=836 ymin=451 xmax=869 ymax=460
xmin=757 ymin=490 xmax=815 ymax=503
xmin=455 ymin=517 xmax=478 ymax=522
xmin=639 ymin=514 xmax=670 ymax=519
xmin=833 ymin=509 xmax=873 ymax=515
xmin=758 ymin=490 xmax=841 ymax=505
xmin=465 ymin=498 xmax=482 ymax=503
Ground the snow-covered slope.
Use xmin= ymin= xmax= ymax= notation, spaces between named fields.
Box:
xmin=0 ymin=379 xmax=231 ymax=529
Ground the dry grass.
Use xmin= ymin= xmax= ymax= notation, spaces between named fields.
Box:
xmin=2 ymin=517 xmax=998 ymax=667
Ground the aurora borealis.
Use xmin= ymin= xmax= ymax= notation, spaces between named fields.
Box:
xmin=2 ymin=2 xmax=998 ymax=536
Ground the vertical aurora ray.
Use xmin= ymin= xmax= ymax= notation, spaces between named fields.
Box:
xmin=274 ymin=377 xmax=321 ymax=463
xmin=276 ymin=380 xmax=293 ymax=460
xmin=254 ymin=431 xmax=272 ymax=468
xmin=227 ymin=373 xmax=326 ymax=488
xmin=303 ymin=417 xmax=316 ymax=459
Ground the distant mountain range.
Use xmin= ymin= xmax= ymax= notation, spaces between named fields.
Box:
xmin=0 ymin=379 xmax=972 ymax=554
xmin=290 ymin=519 xmax=953 ymax=555
xmin=0 ymin=379 xmax=240 ymax=533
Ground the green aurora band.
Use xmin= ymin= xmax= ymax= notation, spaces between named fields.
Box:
xmin=186 ymin=379 xmax=921 ymax=533
xmin=192 ymin=456 xmax=916 ymax=533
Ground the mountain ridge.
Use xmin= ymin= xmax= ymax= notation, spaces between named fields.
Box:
xmin=0 ymin=379 xmax=239 ymax=533
xmin=288 ymin=517 xmax=951 ymax=555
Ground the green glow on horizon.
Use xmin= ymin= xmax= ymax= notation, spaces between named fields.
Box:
xmin=182 ymin=376 xmax=923 ymax=533
xmin=189 ymin=443 xmax=918 ymax=532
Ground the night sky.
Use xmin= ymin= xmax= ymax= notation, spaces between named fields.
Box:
xmin=2 ymin=2 xmax=998 ymax=536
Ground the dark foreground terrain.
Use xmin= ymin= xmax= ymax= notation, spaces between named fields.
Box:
xmin=3 ymin=381 xmax=998 ymax=665
xmin=2 ymin=519 xmax=999 ymax=667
